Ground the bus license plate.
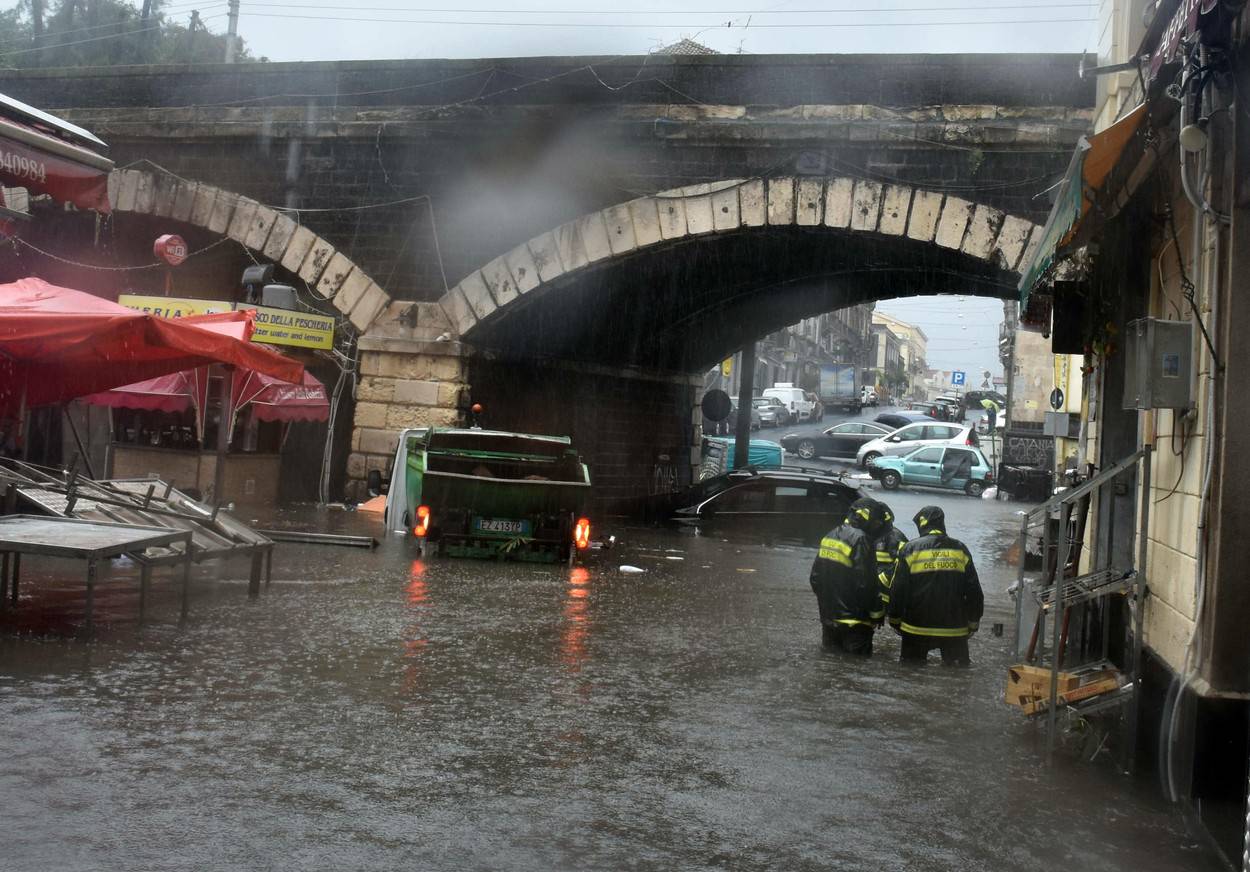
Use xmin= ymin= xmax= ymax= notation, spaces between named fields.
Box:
xmin=473 ymin=517 xmax=531 ymax=536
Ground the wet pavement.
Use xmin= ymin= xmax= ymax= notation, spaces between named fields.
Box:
xmin=0 ymin=483 xmax=1227 ymax=870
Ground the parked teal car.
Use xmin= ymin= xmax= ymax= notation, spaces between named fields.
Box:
xmin=868 ymin=444 xmax=994 ymax=497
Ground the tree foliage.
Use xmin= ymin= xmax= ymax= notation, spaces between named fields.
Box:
xmin=0 ymin=0 xmax=259 ymax=68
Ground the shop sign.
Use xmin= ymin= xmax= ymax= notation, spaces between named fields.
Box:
xmin=118 ymin=294 xmax=336 ymax=351
xmin=1148 ymin=0 xmax=1219 ymax=82
xmin=246 ymin=304 xmax=335 ymax=351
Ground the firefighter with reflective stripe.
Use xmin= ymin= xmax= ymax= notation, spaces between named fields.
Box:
xmin=809 ymin=497 xmax=881 ymax=655
xmin=872 ymin=500 xmax=908 ymax=609
xmin=888 ymin=505 xmax=984 ymax=666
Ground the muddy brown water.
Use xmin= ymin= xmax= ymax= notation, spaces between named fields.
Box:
xmin=0 ymin=492 xmax=1225 ymax=871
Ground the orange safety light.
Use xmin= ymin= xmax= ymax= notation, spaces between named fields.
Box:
xmin=573 ymin=517 xmax=591 ymax=550
xmin=414 ymin=505 xmax=431 ymax=538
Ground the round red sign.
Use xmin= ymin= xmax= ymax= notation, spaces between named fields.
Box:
xmin=153 ymin=234 xmax=188 ymax=266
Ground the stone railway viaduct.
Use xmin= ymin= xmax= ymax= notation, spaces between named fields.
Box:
xmin=2 ymin=54 xmax=1093 ymax=509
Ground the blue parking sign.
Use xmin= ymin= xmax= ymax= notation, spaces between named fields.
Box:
xmin=951 ymin=370 xmax=966 ymax=386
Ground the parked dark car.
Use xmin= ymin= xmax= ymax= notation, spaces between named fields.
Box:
xmin=780 ymin=421 xmax=894 ymax=460
xmin=874 ymin=411 xmax=931 ymax=430
xmin=673 ymin=468 xmax=860 ymax=545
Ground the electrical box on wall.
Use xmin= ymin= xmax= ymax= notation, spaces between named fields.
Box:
xmin=1123 ymin=318 xmax=1193 ymax=410
xmin=1043 ymin=412 xmax=1081 ymax=439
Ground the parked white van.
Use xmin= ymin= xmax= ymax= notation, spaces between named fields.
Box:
xmin=763 ymin=384 xmax=816 ymax=423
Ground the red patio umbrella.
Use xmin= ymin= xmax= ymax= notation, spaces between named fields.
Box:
xmin=85 ymin=366 xmax=328 ymax=442
xmin=0 ymin=277 xmax=303 ymax=418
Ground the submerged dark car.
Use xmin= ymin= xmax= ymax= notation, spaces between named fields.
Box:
xmin=673 ymin=468 xmax=859 ymax=545
xmin=779 ymin=421 xmax=894 ymax=460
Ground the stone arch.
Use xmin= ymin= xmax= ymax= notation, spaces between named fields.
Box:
xmin=107 ymin=168 xmax=391 ymax=332
xmin=437 ymin=177 xmax=1043 ymax=338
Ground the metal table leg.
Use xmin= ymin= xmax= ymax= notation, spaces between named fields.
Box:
xmin=10 ymin=553 xmax=18 ymax=605
xmin=264 ymin=548 xmax=273 ymax=587
xmin=85 ymin=558 xmax=97 ymax=633
xmin=180 ymin=547 xmax=191 ymax=624
xmin=0 ymin=551 xmax=8 ymax=614
xmin=139 ymin=564 xmax=151 ymax=623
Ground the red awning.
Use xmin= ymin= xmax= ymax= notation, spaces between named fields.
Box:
xmin=86 ymin=367 xmax=329 ymax=427
xmin=0 ymin=278 xmax=303 ymax=417
xmin=0 ymin=115 xmax=112 ymax=213
xmin=231 ymin=369 xmax=329 ymax=423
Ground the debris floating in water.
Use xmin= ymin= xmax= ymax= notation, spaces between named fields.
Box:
xmin=619 ymin=565 xmax=645 ymax=574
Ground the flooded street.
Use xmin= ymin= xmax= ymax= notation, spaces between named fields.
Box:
xmin=0 ymin=487 xmax=1222 ymax=871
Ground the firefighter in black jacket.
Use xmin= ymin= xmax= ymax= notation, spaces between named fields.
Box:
xmin=888 ymin=505 xmax=984 ymax=666
xmin=872 ymin=500 xmax=908 ymax=609
xmin=809 ymin=498 xmax=882 ymax=656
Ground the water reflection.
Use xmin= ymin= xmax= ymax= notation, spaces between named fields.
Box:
xmin=402 ymin=559 xmax=429 ymax=696
xmin=561 ymin=567 xmax=590 ymax=674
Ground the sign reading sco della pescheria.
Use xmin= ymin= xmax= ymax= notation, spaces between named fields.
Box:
xmin=118 ymin=294 xmax=336 ymax=351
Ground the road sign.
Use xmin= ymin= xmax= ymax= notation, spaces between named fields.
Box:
xmin=951 ymin=370 xmax=966 ymax=386
xmin=721 ymin=358 xmax=733 ymax=377
xmin=1050 ymin=388 xmax=1064 ymax=410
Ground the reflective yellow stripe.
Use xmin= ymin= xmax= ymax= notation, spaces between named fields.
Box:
xmin=899 ymin=621 xmax=970 ymax=637
xmin=818 ymin=537 xmax=854 ymax=567
xmin=834 ymin=618 xmax=875 ymax=628
xmin=878 ymin=571 xmax=893 ymax=589
xmin=904 ymin=548 xmax=969 ymax=573
xmin=854 ymin=507 xmax=870 ymax=520
xmin=875 ymin=550 xmax=894 ymax=561
xmin=869 ymin=609 xmax=885 ymax=620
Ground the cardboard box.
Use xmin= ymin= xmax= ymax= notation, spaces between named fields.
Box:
xmin=1021 ymin=675 xmax=1121 ymax=716
xmin=1005 ymin=664 xmax=1080 ymax=707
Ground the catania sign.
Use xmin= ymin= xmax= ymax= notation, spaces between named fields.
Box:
xmin=118 ymin=294 xmax=336 ymax=351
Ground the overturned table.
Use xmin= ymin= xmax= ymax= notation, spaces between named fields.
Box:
xmin=0 ymin=516 xmax=194 ymax=630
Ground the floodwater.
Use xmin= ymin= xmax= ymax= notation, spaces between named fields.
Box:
xmin=0 ymin=489 xmax=1225 ymax=871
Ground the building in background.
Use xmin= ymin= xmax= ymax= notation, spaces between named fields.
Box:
xmin=871 ymin=311 xmax=928 ymax=400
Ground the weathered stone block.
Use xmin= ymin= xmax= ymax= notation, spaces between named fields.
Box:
xmin=739 ymin=179 xmax=766 ymax=227
xmin=961 ymin=203 xmax=1005 ymax=260
xmin=207 ymin=191 xmax=237 ymax=235
xmin=850 ymin=179 xmax=883 ymax=232
xmin=577 ymin=211 xmax=613 ymax=262
xmin=934 ymin=196 xmax=974 ymax=249
xmin=711 ymin=183 xmax=740 ymax=231
xmin=356 ymin=376 xmax=396 ymax=403
xmin=602 ymin=203 xmax=637 ymax=255
xmin=480 ymin=256 xmax=519 ymax=308
xmin=315 ymin=253 xmax=354 ymax=299
xmin=299 ymin=239 xmax=336 ymax=285
xmin=439 ymin=286 xmax=477 ymax=336
xmin=133 ymin=172 xmax=155 ymax=214
xmin=171 ymin=181 xmax=198 ymax=222
xmin=106 ymin=170 xmax=121 ymax=210
xmin=346 ymin=452 xmax=367 ymax=480
xmin=244 ymin=205 xmax=280 ymax=252
xmin=993 ymin=215 xmax=1037 ymax=271
xmin=629 ymin=198 xmax=664 ymax=247
xmin=907 ymin=189 xmax=943 ymax=242
xmin=115 ymin=169 xmax=140 ymax=212
xmin=393 ymin=379 xmax=441 ymax=407
xmin=795 ymin=179 xmax=824 ymax=226
xmin=503 ymin=242 xmax=542 ymax=293
xmin=657 ymin=198 xmax=687 ymax=239
xmin=353 ymin=401 xmax=389 ymax=429
xmin=151 ymin=174 xmax=179 ymax=217
xmin=226 ymin=197 xmax=259 ymax=242
xmin=437 ymin=381 xmax=466 ymax=407
xmin=262 ymin=213 xmax=299 ymax=262
xmin=766 ymin=177 xmax=795 ymax=225
xmin=334 ymin=270 xmax=373 ymax=314
xmin=527 ymin=232 xmax=566 ymax=283
xmin=459 ymin=271 xmax=497 ymax=321
xmin=878 ymin=185 xmax=912 ymax=236
xmin=190 ymin=185 xmax=217 ymax=229
xmin=358 ymin=428 xmax=399 ymax=456
xmin=824 ymin=177 xmax=854 ymax=228
xmin=281 ymin=225 xmax=318 ymax=274
xmin=684 ymin=194 xmax=715 ymax=235
xmin=554 ymin=220 xmax=590 ymax=272
xmin=385 ymin=404 xmax=459 ymax=430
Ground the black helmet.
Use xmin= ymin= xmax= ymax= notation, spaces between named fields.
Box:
xmin=913 ymin=505 xmax=945 ymax=534
xmin=847 ymin=497 xmax=876 ymax=530
xmin=877 ymin=500 xmax=895 ymax=527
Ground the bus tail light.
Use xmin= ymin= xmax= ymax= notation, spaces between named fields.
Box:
xmin=574 ymin=517 xmax=591 ymax=550
xmin=414 ymin=505 xmax=431 ymax=538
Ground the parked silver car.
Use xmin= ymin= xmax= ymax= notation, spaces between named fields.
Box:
xmin=855 ymin=421 xmax=980 ymax=467
xmin=752 ymin=396 xmax=787 ymax=427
